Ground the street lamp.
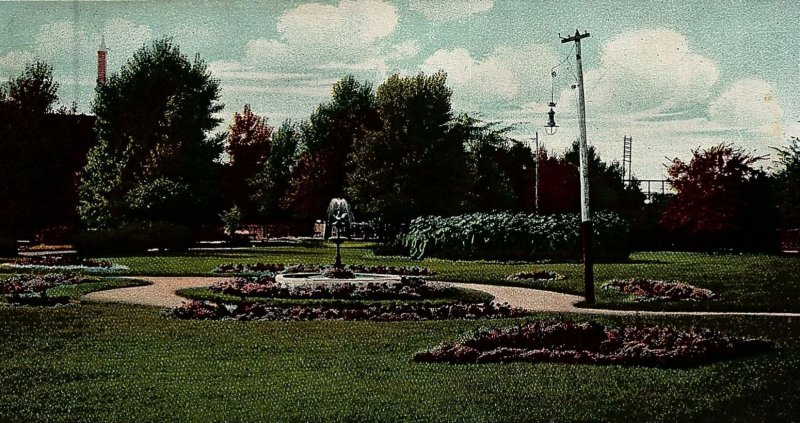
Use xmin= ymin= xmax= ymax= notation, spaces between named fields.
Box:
xmin=544 ymin=102 xmax=558 ymax=135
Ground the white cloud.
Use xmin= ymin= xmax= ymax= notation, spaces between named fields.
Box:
xmin=245 ymin=0 xmax=399 ymax=69
xmin=410 ymin=0 xmax=494 ymax=23
xmin=561 ymin=28 xmax=719 ymax=118
xmin=710 ymin=79 xmax=784 ymax=137
xmin=102 ymin=18 xmax=152 ymax=64
xmin=0 ymin=51 xmax=35 ymax=73
xmin=421 ymin=44 xmax=558 ymax=110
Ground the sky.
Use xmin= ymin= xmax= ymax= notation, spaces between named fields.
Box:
xmin=0 ymin=0 xmax=798 ymax=179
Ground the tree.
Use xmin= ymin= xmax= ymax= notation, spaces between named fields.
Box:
xmin=774 ymin=137 xmax=800 ymax=228
xmin=0 ymin=61 xmax=87 ymax=240
xmin=661 ymin=144 xmax=772 ymax=250
xmin=563 ymin=140 xmax=645 ymax=217
xmin=346 ymin=72 xmax=471 ymax=225
xmin=78 ymin=38 xmax=224 ymax=228
xmin=283 ymin=76 xmax=379 ymax=220
xmin=252 ymin=121 xmax=300 ymax=220
xmin=223 ymin=104 xmax=273 ymax=220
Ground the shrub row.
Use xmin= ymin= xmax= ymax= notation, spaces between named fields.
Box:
xmin=167 ymin=300 xmax=528 ymax=321
xmin=601 ymin=278 xmax=717 ymax=301
xmin=405 ymin=211 xmax=630 ymax=261
xmin=413 ymin=320 xmax=774 ymax=367
xmin=73 ymin=222 xmax=194 ymax=255
xmin=211 ymin=275 xmax=447 ymax=300
xmin=212 ymin=263 xmax=435 ymax=276
xmin=12 ymin=255 xmax=112 ymax=268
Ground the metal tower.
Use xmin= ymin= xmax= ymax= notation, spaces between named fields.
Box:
xmin=622 ymin=135 xmax=632 ymax=184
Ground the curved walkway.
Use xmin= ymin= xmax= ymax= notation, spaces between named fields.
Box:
xmin=84 ymin=276 xmax=800 ymax=318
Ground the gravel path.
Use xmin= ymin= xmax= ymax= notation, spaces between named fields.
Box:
xmin=84 ymin=276 xmax=800 ymax=317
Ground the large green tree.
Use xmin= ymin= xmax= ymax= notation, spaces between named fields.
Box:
xmin=252 ymin=121 xmax=300 ymax=220
xmin=282 ymin=76 xmax=379 ymax=220
xmin=346 ymin=72 xmax=471 ymax=224
xmin=78 ymin=38 xmax=224 ymax=228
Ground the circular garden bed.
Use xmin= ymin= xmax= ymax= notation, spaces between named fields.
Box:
xmin=413 ymin=320 xmax=774 ymax=367
xmin=212 ymin=263 xmax=435 ymax=276
xmin=169 ymin=275 xmax=528 ymax=321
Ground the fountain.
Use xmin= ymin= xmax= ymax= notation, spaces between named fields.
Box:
xmin=275 ymin=198 xmax=400 ymax=284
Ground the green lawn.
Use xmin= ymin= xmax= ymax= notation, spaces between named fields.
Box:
xmin=0 ymin=303 xmax=797 ymax=422
xmin=59 ymin=244 xmax=800 ymax=312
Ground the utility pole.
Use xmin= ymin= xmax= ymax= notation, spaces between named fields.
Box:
xmin=533 ymin=131 xmax=540 ymax=214
xmin=561 ymin=29 xmax=595 ymax=304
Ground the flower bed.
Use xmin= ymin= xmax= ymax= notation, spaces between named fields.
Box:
xmin=11 ymin=255 xmax=113 ymax=268
xmin=167 ymin=300 xmax=528 ymax=321
xmin=0 ymin=273 xmax=90 ymax=306
xmin=413 ymin=321 xmax=774 ymax=367
xmin=506 ymin=270 xmax=562 ymax=282
xmin=211 ymin=263 xmax=435 ymax=276
xmin=601 ymin=278 xmax=716 ymax=301
xmin=211 ymin=275 xmax=449 ymax=301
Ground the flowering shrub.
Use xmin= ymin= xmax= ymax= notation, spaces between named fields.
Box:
xmin=12 ymin=255 xmax=113 ymax=268
xmin=405 ymin=211 xmax=630 ymax=261
xmin=506 ymin=270 xmax=562 ymax=282
xmin=212 ymin=263 xmax=435 ymax=276
xmin=413 ymin=321 xmax=774 ymax=367
xmin=211 ymin=276 xmax=449 ymax=301
xmin=601 ymin=278 xmax=716 ymax=301
xmin=167 ymin=300 xmax=528 ymax=321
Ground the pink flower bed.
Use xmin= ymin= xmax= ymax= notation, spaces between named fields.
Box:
xmin=601 ymin=278 xmax=716 ymax=301
xmin=167 ymin=300 xmax=528 ymax=322
xmin=413 ymin=321 xmax=774 ymax=367
xmin=212 ymin=263 xmax=435 ymax=276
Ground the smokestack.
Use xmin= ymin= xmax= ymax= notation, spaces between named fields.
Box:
xmin=97 ymin=35 xmax=107 ymax=86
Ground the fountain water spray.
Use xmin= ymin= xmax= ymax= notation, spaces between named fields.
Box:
xmin=326 ymin=198 xmax=352 ymax=269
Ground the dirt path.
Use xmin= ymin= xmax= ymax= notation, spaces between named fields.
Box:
xmin=84 ymin=276 xmax=800 ymax=318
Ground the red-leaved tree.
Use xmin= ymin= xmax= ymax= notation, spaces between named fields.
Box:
xmin=661 ymin=144 xmax=766 ymax=249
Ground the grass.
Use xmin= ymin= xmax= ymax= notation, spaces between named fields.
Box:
xmin=176 ymin=286 xmax=495 ymax=306
xmin=57 ymin=244 xmax=799 ymax=312
xmin=0 ymin=303 xmax=797 ymax=422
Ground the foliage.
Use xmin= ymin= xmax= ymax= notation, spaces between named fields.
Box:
xmin=0 ymin=273 xmax=90 ymax=306
xmin=73 ymin=222 xmax=194 ymax=254
xmin=283 ymin=76 xmax=379 ymax=220
xmin=601 ymin=278 xmax=716 ymax=301
xmin=562 ymin=140 xmax=646 ymax=216
xmin=211 ymin=275 xmax=449 ymax=300
xmin=773 ymin=137 xmax=800 ymax=228
xmin=12 ymin=255 xmax=112 ymax=268
xmin=78 ymin=38 xmax=224 ymax=229
xmin=661 ymin=144 xmax=774 ymax=250
xmin=346 ymin=72 xmax=471 ymax=225
xmin=222 ymin=104 xmax=273 ymax=220
xmin=168 ymin=299 xmax=527 ymax=321
xmin=0 ymin=61 xmax=89 ymax=238
xmin=251 ymin=121 xmax=300 ymax=220
xmin=405 ymin=211 xmax=631 ymax=261
xmin=219 ymin=205 xmax=242 ymax=236
xmin=413 ymin=320 xmax=774 ymax=367
xmin=212 ymin=262 xmax=435 ymax=276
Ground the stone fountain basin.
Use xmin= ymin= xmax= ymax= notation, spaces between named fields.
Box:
xmin=275 ymin=272 xmax=402 ymax=285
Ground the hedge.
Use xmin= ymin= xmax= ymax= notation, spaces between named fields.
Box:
xmin=405 ymin=211 xmax=630 ymax=261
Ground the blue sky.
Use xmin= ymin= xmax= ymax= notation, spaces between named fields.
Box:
xmin=1 ymin=0 xmax=798 ymax=179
